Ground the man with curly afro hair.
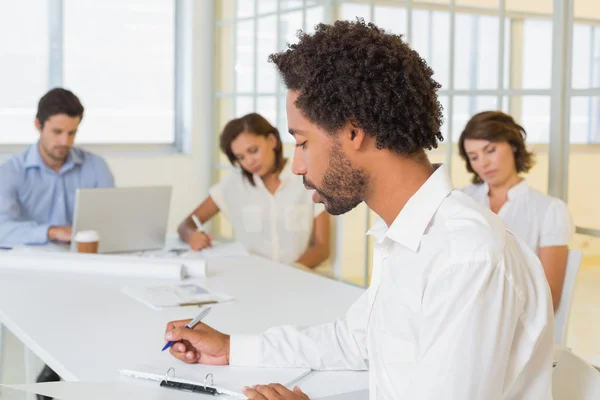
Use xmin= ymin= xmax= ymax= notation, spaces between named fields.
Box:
xmin=162 ymin=20 xmax=553 ymax=400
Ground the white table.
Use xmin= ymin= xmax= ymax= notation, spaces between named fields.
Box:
xmin=2 ymin=381 xmax=370 ymax=400
xmin=0 ymin=254 xmax=368 ymax=398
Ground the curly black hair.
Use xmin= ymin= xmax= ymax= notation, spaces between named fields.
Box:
xmin=269 ymin=19 xmax=444 ymax=155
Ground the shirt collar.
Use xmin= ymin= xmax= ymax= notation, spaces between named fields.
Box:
xmin=253 ymin=158 xmax=293 ymax=189
xmin=367 ymin=164 xmax=453 ymax=252
xmin=480 ymin=179 xmax=528 ymax=201
xmin=506 ymin=179 xmax=528 ymax=200
xmin=24 ymin=143 xmax=83 ymax=171
xmin=24 ymin=144 xmax=44 ymax=168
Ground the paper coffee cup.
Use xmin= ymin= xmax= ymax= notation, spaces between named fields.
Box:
xmin=74 ymin=230 xmax=99 ymax=254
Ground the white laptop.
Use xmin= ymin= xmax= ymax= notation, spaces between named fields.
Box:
xmin=71 ymin=186 xmax=172 ymax=254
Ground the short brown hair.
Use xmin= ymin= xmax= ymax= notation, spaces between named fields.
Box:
xmin=458 ymin=111 xmax=535 ymax=184
xmin=36 ymin=88 xmax=84 ymax=128
xmin=219 ymin=113 xmax=284 ymax=186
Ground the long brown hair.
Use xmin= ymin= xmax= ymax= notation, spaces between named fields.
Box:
xmin=458 ymin=111 xmax=535 ymax=184
xmin=219 ymin=113 xmax=284 ymax=186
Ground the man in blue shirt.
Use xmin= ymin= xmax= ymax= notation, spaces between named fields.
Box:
xmin=0 ymin=88 xmax=114 ymax=245
xmin=0 ymin=88 xmax=114 ymax=399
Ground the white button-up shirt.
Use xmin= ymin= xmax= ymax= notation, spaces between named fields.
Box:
xmin=209 ymin=161 xmax=325 ymax=264
xmin=230 ymin=165 xmax=554 ymax=400
xmin=461 ymin=180 xmax=573 ymax=253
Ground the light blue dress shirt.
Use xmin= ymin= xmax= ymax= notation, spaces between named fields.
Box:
xmin=0 ymin=144 xmax=114 ymax=244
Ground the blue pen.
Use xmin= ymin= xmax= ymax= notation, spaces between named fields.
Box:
xmin=0 ymin=246 xmax=12 ymax=250
xmin=162 ymin=307 xmax=212 ymax=351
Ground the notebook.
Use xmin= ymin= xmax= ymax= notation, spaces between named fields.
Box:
xmin=121 ymin=356 xmax=311 ymax=399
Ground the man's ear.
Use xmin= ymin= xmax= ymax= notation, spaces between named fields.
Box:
xmin=345 ymin=120 xmax=367 ymax=151
xmin=35 ymin=118 xmax=42 ymax=133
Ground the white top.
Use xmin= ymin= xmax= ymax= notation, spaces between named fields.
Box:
xmin=209 ymin=161 xmax=325 ymax=264
xmin=462 ymin=180 xmax=573 ymax=252
xmin=230 ymin=165 xmax=554 ymax=400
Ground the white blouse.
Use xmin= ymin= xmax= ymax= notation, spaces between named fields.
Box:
xmin=209 ymin=161 xmax=325 ymax=264
xmin=461 ymin=180 xmax=573 ymax=252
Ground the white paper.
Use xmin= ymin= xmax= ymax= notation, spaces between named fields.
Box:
xmin=122 ymin=283 xmax=232 ymax=310
xmin=0 ymin=252 xmax=198 ymax=280
xmin=122 ymin=353 xmax=311 ymax=399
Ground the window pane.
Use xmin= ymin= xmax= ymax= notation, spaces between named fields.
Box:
xmin=235 ymin=96 xmax=254 ymax=117
xmin=340 ymin=3 xmax=371 ymax=22
xmin=257 ymin=16 xmax=277 ymax=93
xmin=280 ymin=10 xmax=303 ymax=50
xmin=503 ymin=18 xmax=511 ymax=89
xmin=236 ymin=0 xmax=255 ymax=18
xmin=451 ymin=96 xmax=499 ymax=143
xmin=374 ymin=6 xmax=407 ymax=35
xmin=570 ymin=97 xmax=600 ymax=144
xmin=477 ymin=16 xmax=499 ymax=89
xmin=258 ymin=0 xmax=277 ymax=15
xmin=518 ymin=96 xmax=551 ymax=143
xmin=572 ymin=24 xmax=592 ymax=89
xmin=0 ymin=0 xmax=49 ymax=144
xmin=522 ymin=19 xmax=552 ymax=89
xmin=63 ymin=0 xmax=174 ymax=144
xmin=235 ymin=20 xmax=255 ymax=93
xmin=256 ymin=96 xmax=277 ymax=129
xmin=572 ymin=25 xmax=600 ymax=90
xmin=412 ymin=10 xmax=450 ymax=90
xmin=281 ymin=0 xmax=304 ymax=10
xmin=278 ymin=95 xmax=295 ymax=143
xmin=305 ymin=5 xmax=326 ymax=34
xmin=454 ymin=13 xmax=475 ymax=90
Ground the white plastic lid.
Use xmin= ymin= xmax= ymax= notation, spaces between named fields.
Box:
xmin=73 ymin=230 xmax=99 ymax=243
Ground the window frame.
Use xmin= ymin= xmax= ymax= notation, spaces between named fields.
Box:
xmin=213 ymin=0 xmax=599 ymax=286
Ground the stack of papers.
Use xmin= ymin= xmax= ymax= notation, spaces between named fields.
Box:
xmin=122 ymin=283 xmax=233 ymax=310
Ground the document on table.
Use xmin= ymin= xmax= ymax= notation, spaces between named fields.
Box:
xmin=122 ymin=283 xmax=233 ymax=310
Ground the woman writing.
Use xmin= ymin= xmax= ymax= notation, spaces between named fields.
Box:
xmin=178 ymin=113 xmax=330 ymax=271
